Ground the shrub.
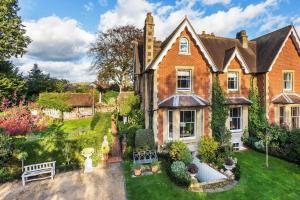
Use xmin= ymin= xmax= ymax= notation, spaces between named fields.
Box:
xmin=232 ymin=163 xmax=241 ymax=180
xmin=198 ymin=136 xmax=219 ymax=163
xmin=102 ymin=91 xmax=118 ymax=104
xmin=170 ymin=161 xmax=191 ymax=186
xmin=168 ymin=141 xmax=192 ymax=165
xmin=187 ymin=163 xmax=198 ymax=174
xmin=135 ymin=129 xmax=154 ymax=151
xmin=0 ymin=129 xmax=13 ymax=164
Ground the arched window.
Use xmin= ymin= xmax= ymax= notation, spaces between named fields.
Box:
xmin=179 ymin=37 xmax=189 ymax=54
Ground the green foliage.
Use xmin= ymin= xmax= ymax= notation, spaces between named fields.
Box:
xmin=135 ymin=129 xmax=154 ymax=151
xmin=198 ymin=136 xmax=219 ymax=163
xmin=248 ymin=78 xmax=267 ymax=136
xmin=26 ymin=64 xmax=69 ymax=99
xmin=37 ymin=93 xmax=72 ymax=121
xmin=170 ymin=161 xmax=191 ymax=186
xmin=211 ymin=76 xmax=229 ymax=145
xmin=0 ymin=0 xmax=31 ymax=60
xmin=168 ymin=141 xmax=192 ymax=165
xmin=232 ymin=162 xmax=241 ymax=180
xmin=102 ymin=90 xmax=119 ymax=104
xmin=0 ymin=61 xmax=27 ymax=101
xmin=90 ymin=112 xmax=101 ymax=130
xmin=0 ymin=129 xmax=13 ymax=164
xmin=118 ymin=93 xmax=139 ymax=116
xmin=128 ymin=109 xmax=144 ymax=129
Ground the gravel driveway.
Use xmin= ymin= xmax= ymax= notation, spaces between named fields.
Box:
xmin=0 ymin=163 xmax=126 ymax=200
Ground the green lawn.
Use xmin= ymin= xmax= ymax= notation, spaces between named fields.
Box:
xmin=124 ymin=150 xmax=300 ymax=200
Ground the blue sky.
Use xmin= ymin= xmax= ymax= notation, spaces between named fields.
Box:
xmin=15 ymin=0 xmax=300 ymax=82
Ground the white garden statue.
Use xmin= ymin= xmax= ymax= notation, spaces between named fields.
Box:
xmin=81 ymin=148 xmax=95 ymax=173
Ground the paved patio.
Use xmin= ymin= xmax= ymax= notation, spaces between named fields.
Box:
xmin=0 ymin=163 xmax=126 ymax=200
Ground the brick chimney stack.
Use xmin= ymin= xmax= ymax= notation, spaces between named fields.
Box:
xmin=144 ymin=12 xmax=154 ymax=67
xmin=236 ymin=30 xmax=248 ymax=48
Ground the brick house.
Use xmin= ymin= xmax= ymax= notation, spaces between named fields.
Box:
xmin=133 ymin=13 xmax=300 ymax=152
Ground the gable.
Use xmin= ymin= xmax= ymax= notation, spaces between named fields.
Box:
xmin=146 ymin=18 xmax=217 ymax=72
xmin=223 ymin=48 xmax=250 ymax=74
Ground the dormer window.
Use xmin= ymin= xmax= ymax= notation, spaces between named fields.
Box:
xmin=179 ymin=37 xmax=189 ymax=54
xmin=283 ymin=72 xmax=293 ymax=91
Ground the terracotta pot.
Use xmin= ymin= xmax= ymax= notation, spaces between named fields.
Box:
xmin=151 ymin=165 xmax=159 ymax=173
xmin=134 ymin=168 xmax=142 ymax=176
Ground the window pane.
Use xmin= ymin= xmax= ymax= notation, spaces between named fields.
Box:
xmin=291 ymin=107 xmax=300 ymax=129
xmin=279 ymin=107 xmax=285 ymax=126
xmin=228 ymin=72 xmax=238 ymax=90
xmin=168 ymin=111 xmax=173 ymax=139
xmin=180 ymin=110 xmax=195 ymax=138
xmin=177 ymin=70 xmax=191 ymax=90
xmin=230 ymin=107 xmax=242 ymax=130
xmin=180 ymin=38 xmax=188 ymax=53
xmin=284 ymin=72 xmax=292 ymax=90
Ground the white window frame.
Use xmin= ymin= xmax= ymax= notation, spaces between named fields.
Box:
xmin=279 ymin=106 xmax=286 ymax=127
xmin=179 ymin=37 xmax=189 ymax=54
xmin=179 ymin=110 xmax=196 ymax=140
xmin=229 ymin=107 xmax=243 ymax=132
xmin=233 ymin=142 xmax=240 ymax=151
xmin=177 ymin=69 xmax=192 ymax=91
xmin=228 ymin=71 xmax=239 ymax=92
xmin=283 ymin=72 xmax=293 ymax=91
xmin=291 ymin=106 xmax=300 ymax=129
xmin=167 ymin=110 xmax=173 ymax=141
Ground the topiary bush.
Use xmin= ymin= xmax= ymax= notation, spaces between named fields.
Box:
xmin=198 ymin=136 xmax=219 ymax=163
xmin=170 ymin=161 xmax=191 ymax=186
xmin=135 ymin=129 xmax=154 ymax=151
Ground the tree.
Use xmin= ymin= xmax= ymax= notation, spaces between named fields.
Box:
xmin=211 ymin=76 xmax=231 ymax=147
xmin=0 ymin=61 xmax=27 ymax=102
xmin=26 ymin=64 xmax=69 ymax=99
xmin=0 ymin=0 xmax=31 ymax=60
xmin=37 ymin=93 xmax=72 ymax=121
xmin=257 ymin=126 xmax=273 ymax=168
xmin=89 ymin=25 xmax=143 ymax=92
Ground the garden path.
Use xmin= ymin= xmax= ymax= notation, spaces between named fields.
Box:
xmin=0 ymin=162 xmax=126 ymax=200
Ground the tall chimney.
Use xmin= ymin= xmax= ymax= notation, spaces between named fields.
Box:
xmin=144 ymin=12 xmax=154 ymax=67
xmin=236 ymin=30 xmax=248 ymax=48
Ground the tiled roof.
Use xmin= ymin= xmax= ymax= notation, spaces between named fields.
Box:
xmin=272 ymin=93 xmax=300 ymax=104
xmin=158 ymin=94 xmax=209 ymax=108
xmin=252 ymin=25 xmax=293 ymax=73
xmin=225 ymin=97 xmax=252 ymax=105
xmin=199 ymin=35 xmax=256 ymax=72
xmin=66 ymin=93 xmax=93 ymax=107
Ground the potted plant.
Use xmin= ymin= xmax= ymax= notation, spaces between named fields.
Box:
xmin=133 ymin=164 xmax=142 ymax=176
xmin=187 ymin=163 xmax=198 ymax=177
xmin=150 ymin=161 xmax=160 ymax=173
xmin=223 ymin=157 xmax=235 ymax=170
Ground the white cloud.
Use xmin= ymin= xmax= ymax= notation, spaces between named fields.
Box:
xmin=259 ymin=14 xmax=288 ymax=32
xmin=14 ymin=16 xmax=96 ymax=82
xmin=99 ymin=0 xmax=278 ymax=40
xmin=84 ymin=2 xmax=94 ymax=12
xmin=201 ymin=0 xmax=231 ymax=5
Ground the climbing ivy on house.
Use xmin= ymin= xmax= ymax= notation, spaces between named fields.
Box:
xmin=211 ymin=76 xmax=230 ymax=146
xmin=248 ymin=77 xmax=267 ymax=136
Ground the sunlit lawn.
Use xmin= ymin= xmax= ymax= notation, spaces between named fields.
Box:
xmin=124 ymin=150 xmax=300 ymax=200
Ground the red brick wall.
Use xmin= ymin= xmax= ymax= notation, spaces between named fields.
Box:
xmin=156 ymin=28 xmax=211 ymax=143
xmin=218 ymin=57 xmax=252 ymax=97
xmin=268 ymin=36 xmax=300 ymax=123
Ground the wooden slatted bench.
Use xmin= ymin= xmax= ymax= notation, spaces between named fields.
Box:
xmin=22 ymin=161 xmax=56 ymax=186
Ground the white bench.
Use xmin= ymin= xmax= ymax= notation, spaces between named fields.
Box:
xmin=22 ymin=161 xmax=56 ymax=186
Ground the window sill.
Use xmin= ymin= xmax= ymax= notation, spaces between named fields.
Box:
xmin=228 ymin=89 xmax=239 ymax=92
xmin=230 ymin=129 xmax=243 ymax=133
xmin=177 ymin=89 xmax=192 ymax=93
xmin=180 ymin=136 xmax=196 ymax=141
xmin=178 ymin=52 xmax=191 ymax=55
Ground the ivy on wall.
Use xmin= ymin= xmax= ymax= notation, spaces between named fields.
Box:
xmin=211 ymin=75 xmax=231 ymax=146
xmin=248 ymin=77 xmax=267 ymax=136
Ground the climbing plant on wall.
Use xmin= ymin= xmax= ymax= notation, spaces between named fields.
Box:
xmin=211 ymin=75 xmax=230 ymax=146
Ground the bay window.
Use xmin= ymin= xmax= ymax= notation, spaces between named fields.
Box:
xmin=180 ymin=110 xmax=195 ymax=138
xmin=291 ymin=107 xmax=300 ymax=129
xmin=230 ymin=107 xmax=242 ymax=131
xmin=168 ymin=110 xmax=173 ymax=140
